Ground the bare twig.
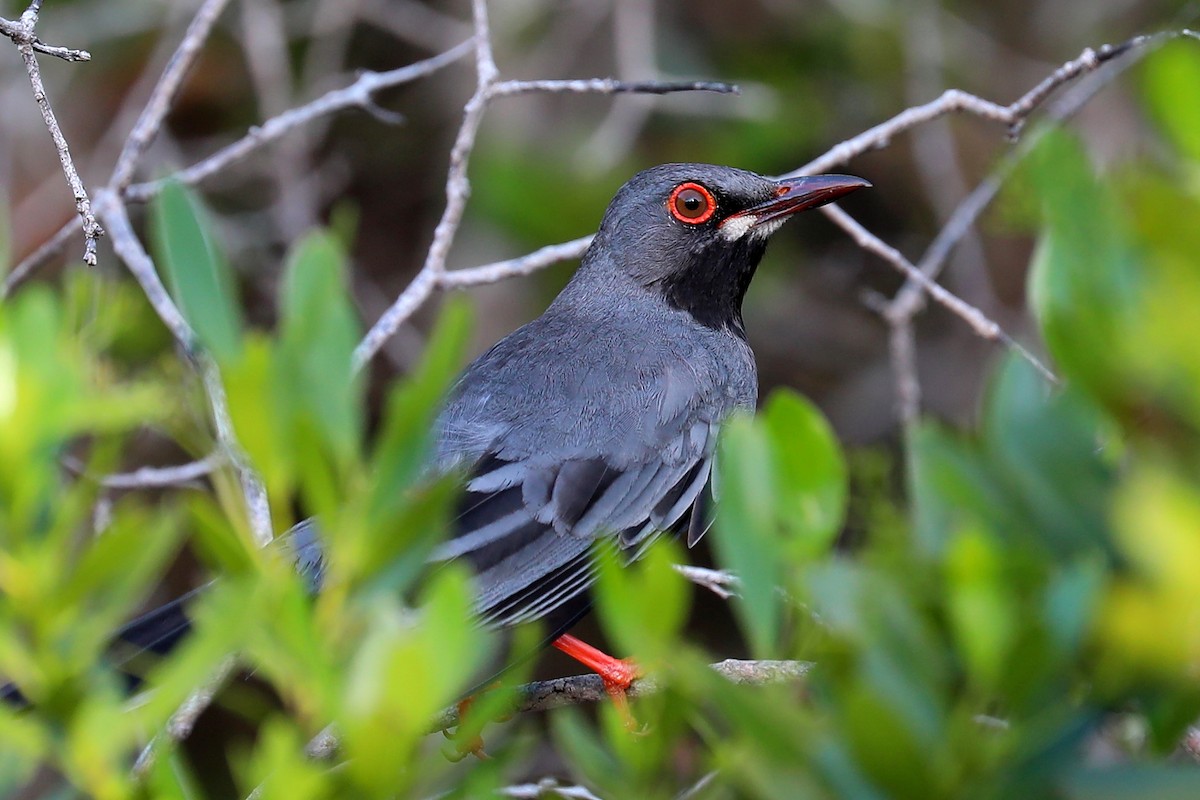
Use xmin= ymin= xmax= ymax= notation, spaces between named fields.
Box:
xmin=353 ymin=0 xmax=498 ymax=370
xmin=352 ymin=1 xmax=741 ymax=369
xmin=432 ymin=658 xmax=812 ymax=731
xmin=822 ymin=203 xmax=1059 ymax=386
xmin=123 ymin=40 xmax=475 ymax=203
xmin=791 ymin=35 xmax=1149 ymax=179
xmin=302 ymin=658 xmax=812 ymax=762
xmin=97 ymin=196 xmax=197 ymax=348
xmin=132 ymin=656 xmax=237 ymax=778
xmin=2 ymin=216 xmax=78 ymax=298
xmin=109 ymin=0 xmax=233 ymax=190
xmin=63 ymin=453 xmax=221 ymax=489
xmin=499 ymin=779 xmax=605 ymax=800
xmin=0 ymin=14 xmax=90 ymax=61
xmin=489 ymin=78 xmax=737 ymax=97
xmin=200 ymin=358 xmax=274 ymax=547
xmin=673 ymin=564 xmax=740 ymax=600
xmin=438 ymin=235 xmax=595 ymax=289
xmin=6 ymin=2 xmax=103 ymax=265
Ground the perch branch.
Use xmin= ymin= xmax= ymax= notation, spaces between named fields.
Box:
xmin=302 ymin=658 xmax=813 ymax=762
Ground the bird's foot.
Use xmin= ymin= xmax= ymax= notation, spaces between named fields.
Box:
xmin=552 ymin=633 xmax=645 ymax=733
xmin=442 ymin=696 xmax=491 ymax=761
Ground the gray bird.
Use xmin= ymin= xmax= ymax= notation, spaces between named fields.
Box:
xmin=2 ymin=163 xmax=868 ymax=708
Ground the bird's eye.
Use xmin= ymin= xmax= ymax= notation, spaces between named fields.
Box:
xmin=668 ymin=182 xmax=716 ymax=225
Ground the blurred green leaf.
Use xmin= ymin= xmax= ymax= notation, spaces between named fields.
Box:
xmin=1026 ymin=128 xmax=1141 ymax=405
xmin=1063 ymin=766 xmax=1200 ymax=800
xmin=1141 ymin=40 xmax=1200 ymax=162
xmin=593 ymin=539 xmax=689 ymax=662
xmin=150 ymin=181 xmax=243 ymax=360
xmin=278 ymin=231 xmax=363 ymax=470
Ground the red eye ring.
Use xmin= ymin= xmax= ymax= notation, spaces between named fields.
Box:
xmin=668 ymin=182 xmax=716 ymax=225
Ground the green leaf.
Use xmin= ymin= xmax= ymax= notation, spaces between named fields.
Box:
xmin=1025 ymin=129 xmax=1140 ymax=405
xmin=713 ymin=412 xmax=783 ymax=658
xmin=368 ymin=297 xmax=471 ymax=524
xmin=278 ymin=231 xmax=363 ymax=469
xmin=1063 ymin=766 xmax=1200 ymax=800
xmin=150 ymin=181 xmax=243 ymax=360
xmin=712 ymin=390 xmax=847 ymax=658
xmin=1141 ymin=40 xmax=1200 ymax=162
xmin=761 ymin=390 xmax=847 ymax=555
xmin=593 ymin=539 xmax=690 ymax=661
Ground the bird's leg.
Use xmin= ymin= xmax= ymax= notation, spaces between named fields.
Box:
xmin=552 ymin=633 xmax=642 ymax=731
xmin=442 ymin=695 xmax=490 ymax=761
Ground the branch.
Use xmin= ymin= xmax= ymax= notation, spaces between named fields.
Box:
xmin=302 ymin=659 xmax=812 ymax=762
xmin=489 ymin=78 xmax=737 ymax=97
xmin=673 ymin=564 xmax=740 ymax=600
xmin=352 ymin=0 xmax=498 ymax=371
xmin=132 ymin=656 xmax=237 ymax=778
xmin=123 ymin=40 xmax=475 ymax=203
xmin=109 ymin=0 xmax=233 ymax=190
xmin=0 ymin=14 xmax=90 ymax=61
xmin=791 ymin=34 xmax=1153 ymax=178
xmin=63 ymin=453 xmax=221 ymax=489
xmin=5 ymin=2 xmax=103 ymax=266
xmin=352 ymin=8 xmax=742 ymax=369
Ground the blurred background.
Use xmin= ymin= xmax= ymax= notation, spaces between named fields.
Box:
xmin=2 ymin=0 xmax=1185 ymax=443
xmin=1 ymin=0 xmax=1194 ymax=792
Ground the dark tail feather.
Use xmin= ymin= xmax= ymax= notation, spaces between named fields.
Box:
xmin=2 ymin=586 xmax=205 ymax=709
xmin=112 ymin=586 xmax=204 ymax=658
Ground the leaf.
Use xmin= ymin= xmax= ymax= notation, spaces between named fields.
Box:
xmin=278 ymin=231 xmax=363 ymax=469
xmin=713 ymin=412 xmax=783 ymax=659
xmin=1141 ymin=40 xmax=1200 ymax=162
xmin=1025 ymin=129 xmax=1140 ymax=405
xmin=761 ymin=390 xmax=847 ymax=555
xmin=150 ymin=181 xmax=243 ymax=360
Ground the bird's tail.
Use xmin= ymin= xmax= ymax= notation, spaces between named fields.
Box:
xmin=1 ymin=586 xmax=204 ymax=709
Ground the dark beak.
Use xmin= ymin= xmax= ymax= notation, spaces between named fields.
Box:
xmin=736 ymin=174 xmax=871 ymax=227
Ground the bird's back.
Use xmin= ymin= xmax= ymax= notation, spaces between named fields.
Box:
xmin=432 ymin=263 xmax=757 ymax=634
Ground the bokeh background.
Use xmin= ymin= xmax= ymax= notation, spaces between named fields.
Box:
xmin=1 ymin=0 xmax=1195 ymax=794
xmin=3 ymin=0 xmax=1186 ymax=442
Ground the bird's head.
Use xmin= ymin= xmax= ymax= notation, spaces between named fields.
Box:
xmin=591 ymin=163 xmax=869 ymax=335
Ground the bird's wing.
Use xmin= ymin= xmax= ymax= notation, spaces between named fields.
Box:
xmin=433 ymin=416 xmax=715 ymax=630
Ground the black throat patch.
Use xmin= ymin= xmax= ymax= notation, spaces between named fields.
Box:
xmin=657 ymin=236 xmax=768 ymax=338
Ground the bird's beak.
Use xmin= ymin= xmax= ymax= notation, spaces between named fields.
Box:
xmin=720 ymin=174 xmax=871 ymax=240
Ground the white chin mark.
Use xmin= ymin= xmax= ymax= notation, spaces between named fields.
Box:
xmin=718 ymin=215 xmax=786 ymax=242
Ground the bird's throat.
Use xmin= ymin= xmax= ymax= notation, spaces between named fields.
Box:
xmin=658 ymin=238 xmax=767 ymax=338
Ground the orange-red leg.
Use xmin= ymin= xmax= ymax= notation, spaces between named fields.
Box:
xmin=443 ymin=695 xmax=490 ymax=761
xmin=552 ymin=633 xmax=642 ymax=731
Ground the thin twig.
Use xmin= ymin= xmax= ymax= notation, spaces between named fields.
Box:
xmin=351 ymin=2 xmax=742 ymax=369
xmin=97 ymin=196 xmax=197 ymax=349
xmin=791 ymin=34 xmax=1153 ymax=178
xmin=821 ymin=203 xmax=1059 ymax=386
xmin=353 ymin=0 xmax=498 ymax=370
xmin=63 ymin=453 xmax=222 ymax=489
xmin=489 ymin=78 xmax=737 ymax=97
xmin=303 ymin=659 xmax=812 ymax=762
xmin=2 ymin=216 xmax=78 ymax=298
xmin=109 ymin=0 xmax=233 ymax=190
xmin=123 ymin=40 xmax=475 ymax=203
xmin=499 ymin=779 xmax=606 ymax=800
xmin=7 ymin=3 xmax=103 ymax=265
xmin=132 ymin=656 xmax=237 ymax=778
xmin=201 ymin=358 xmax=274 ymax=547
xmin=438 ymin=235 xmax=594 ymax=289
xmin=0 ymin=14 xmax=89 ymax=61
xmin=673 ymin=564 xmax=740 ymax=600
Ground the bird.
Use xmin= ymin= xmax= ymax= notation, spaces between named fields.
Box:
xmin=5 ymin=163 xmax=869 ymax=719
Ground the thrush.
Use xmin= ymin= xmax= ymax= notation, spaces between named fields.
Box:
xmin=5 ymin=163 xmax=869 ymax=718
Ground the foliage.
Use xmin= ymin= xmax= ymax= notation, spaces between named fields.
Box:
xmin=3 ymin=41 xmax=1200 ymax=800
